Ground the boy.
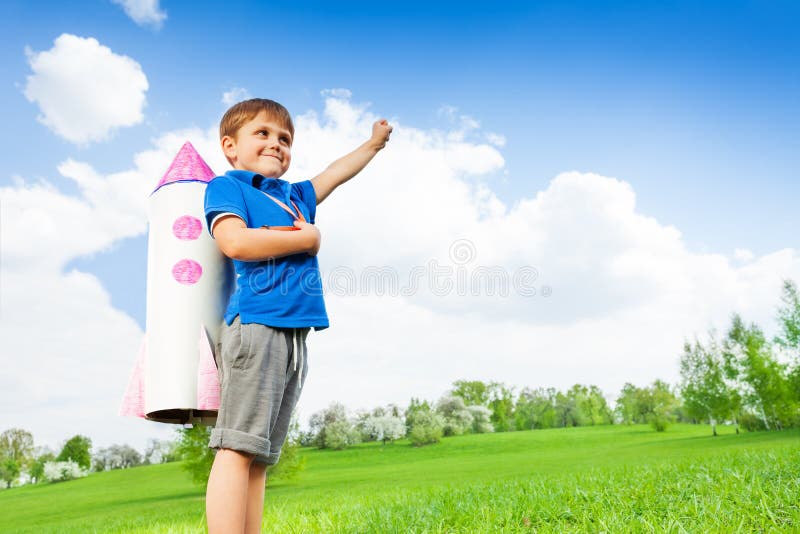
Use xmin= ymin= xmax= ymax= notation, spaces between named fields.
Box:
xmin=203 ymin=98 xmax=392 ymax=533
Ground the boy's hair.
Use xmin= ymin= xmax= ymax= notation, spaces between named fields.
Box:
xmin=219 ymin=97 xmax=295 ymax=144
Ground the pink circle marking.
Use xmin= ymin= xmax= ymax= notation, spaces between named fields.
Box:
xmin=172 ymin=259 xmax=203 ymax=285
xmin=173 ymin=215 xmax=203 ymax=240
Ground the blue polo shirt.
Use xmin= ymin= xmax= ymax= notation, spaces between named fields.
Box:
xmin=204 ymin=169 xmax=329 ymax=330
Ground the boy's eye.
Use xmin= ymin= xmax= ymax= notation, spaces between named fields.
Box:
xmin=280 ymin=136 xmax=290 ymax=144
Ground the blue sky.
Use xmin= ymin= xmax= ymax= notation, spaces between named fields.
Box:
xmin=5 ymin=0 xmax=798 ymax=329
xmin=2 ymin=0 xmax=799 ymax=451
xmin=3 ymin=0 xmax=798 ymax=255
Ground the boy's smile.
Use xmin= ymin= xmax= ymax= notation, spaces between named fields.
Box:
xmin=222 ymin=111 xmax=292 ymax=178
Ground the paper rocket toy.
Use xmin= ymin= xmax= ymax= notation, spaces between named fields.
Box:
xmin=119 ymin=142 xmax=233 ymax=425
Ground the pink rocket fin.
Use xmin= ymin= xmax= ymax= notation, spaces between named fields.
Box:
xmin=119 ymin=336 xmax=147 ymax=418
xmin=196 ymin=325 xmax=220 ymax=411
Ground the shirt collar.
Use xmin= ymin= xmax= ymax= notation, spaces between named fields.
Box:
xmin=225 ymin=169 xmax=291 ymax=201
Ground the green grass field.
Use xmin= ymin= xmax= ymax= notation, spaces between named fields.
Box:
xmin=1 ymin=424 xmax=798 ymax=533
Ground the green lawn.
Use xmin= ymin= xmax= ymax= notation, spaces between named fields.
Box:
xmin=1 ymin=424 xmax=798 ymax=533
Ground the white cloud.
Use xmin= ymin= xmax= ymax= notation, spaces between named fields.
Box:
xmin=486 ymin=132 xmax=506 ymax=147
xmin=734 ymin=248 xmax=754 ymax=262
xmin=23 ymin=34 xmax=148 ymax=145
xmin=3 ymin=92 xmax=798 ymax=455
xmin=437 ymin=105 xmax=482 ymax=140
xmin=111 ymin=0 xmax=167 ymax=29
xmin=320 ymin=88 xmax=352 ymax=99
xmin=221 ymin=87 xmax=252 ymax=107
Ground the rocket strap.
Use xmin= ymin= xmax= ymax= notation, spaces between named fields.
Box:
xmin=260 ymin=191 xmax=306 ymax=231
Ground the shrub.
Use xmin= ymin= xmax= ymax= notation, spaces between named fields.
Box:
xmin=648 ymin=414 xmax=671 ymax=432
xmin=740 ymin=412 xmax=768 ymax=432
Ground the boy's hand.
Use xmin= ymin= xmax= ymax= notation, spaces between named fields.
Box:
xmin=294 ymin=220 xmax=321 ymax=256
xmin=369 ymin=119 xmax=393 ymax=151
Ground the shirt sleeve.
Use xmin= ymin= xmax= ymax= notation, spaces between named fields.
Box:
xmin=294 ymin=180 xmax=317 ymax=224
xmin=204 ymin=177 xmax=248 ymax=237
xmin=209 ymin=212 xmax=244 ymax=237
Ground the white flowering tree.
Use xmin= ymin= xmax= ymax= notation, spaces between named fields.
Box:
xmin=467 ymin=405 xmax=494 ymax=433
xmin=309 ymin=402 xmax=361 ymax=450
xmin=43 ymin=460 xmax=89 ymax=482
xmin=436 ymin=395 xmax=474 ymax=436
xmin=363 ymin=415 xmax=406 ymax=444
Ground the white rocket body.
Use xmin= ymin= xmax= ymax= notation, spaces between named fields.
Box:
xmin=120 ymin=142 xmax=233 ymax=425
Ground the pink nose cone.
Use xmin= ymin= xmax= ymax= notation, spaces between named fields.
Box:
xmin=173 ymin=215 xmax=203 ymax=240
xmin=172 ymin=259 xmax=203 ymax=284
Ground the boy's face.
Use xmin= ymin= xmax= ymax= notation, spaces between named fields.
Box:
xmin=221 ymin=110 xmax=292 ymax=178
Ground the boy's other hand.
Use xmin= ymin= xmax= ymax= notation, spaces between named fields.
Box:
xmin=370 ymin=119 xmax=393 ymax=150
xmin=294 ymin=220 xmax=321 ymax=256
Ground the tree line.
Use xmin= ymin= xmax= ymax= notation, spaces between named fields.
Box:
xmin=297 ymin=279 xmax=800 ymax=449
xmin=2 ymin=279 xmax=797 ymax=489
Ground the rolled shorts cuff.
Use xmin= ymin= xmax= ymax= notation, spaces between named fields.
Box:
xmin=254 ymin=451 xmax=282 ymax=466
xmin=209 ymin=427 xmax=270 ymax=459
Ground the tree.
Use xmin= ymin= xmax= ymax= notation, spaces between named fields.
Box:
xmin=554 ymin=389 xmax=581 ymax=427
xmin=680 ymin=335 xmax=738 ymax=436
xmin=615 ymin=381 xmax=682 ymax=431
xmin=487 ymin=382 xmax=516 ymax=432
xmin=143 ymin=438 xmax=180 ymax=465
xmin=355 ymin=405 xmax=406 ymax=442
xmin=774 ymin=279 xmax=800 ymax=412
xmin=724 ymin=314 xmax=794 ymax=430
xmin=324 ymin=420 xmax=361 ymax=450
xmin=514 ymin=387 xmax=558 ymax=429
xmin=407 ymin=409 xmax=445 ymax=446
xmin=775 ymin=279 xmax=800 ymax=350
xmin=405 ymin=398 xmax=434 ymax=430
xmin=266 ymin=417 xmax=306 ymax=482
xmin=309 ymin=402 xmax=359 ymax=450
xmin=56 ymin=435 xmax=92 ymax=471
xmin=43 ymin=460 xmax=88 ymax=482
xmin=92 ymin=444 xmax=143 ymax=471
xmin=0 ymin=428 xmax=35 ymax=479
xmin=647 ymin=380 xmax=679 ymax=432
xmin=0 ymin=457 xmax=20 ymax=488
xmin=435 ymin=395 xmax=473 ymax=436
xmin=556 ymin=385 xmax=608 ymax=427
xmin=467 ymin=405 xmax=493 ymax=433
xmin=579 ymin=385 xmax=613 ymax=425
xmin=615 ymin=383 xmax=644 ymax=425
xmin=175 ymin=424 xmax=216 ymax=486
xmin=361 ymin=415 xmax=406 ymax=444
xmin=28 ymin=449 xmax=56 ymax=485
xmin=450 ymin=380 xmax=490 ymax=407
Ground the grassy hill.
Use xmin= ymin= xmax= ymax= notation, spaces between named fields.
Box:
xmin=1 ymin=424 xmax=798 ymax=532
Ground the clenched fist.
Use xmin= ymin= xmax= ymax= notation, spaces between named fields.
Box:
xmin=370 ymin=119 xmax=393 ymax=150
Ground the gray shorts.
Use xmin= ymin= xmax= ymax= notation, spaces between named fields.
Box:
xmin=208 ymin=315 xmax=309 ymax=465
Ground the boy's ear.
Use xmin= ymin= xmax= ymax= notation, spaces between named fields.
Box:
xmin=221 ymin=135 xmax=237 ymax=162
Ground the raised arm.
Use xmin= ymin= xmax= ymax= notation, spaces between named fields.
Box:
xmin=211 ymin=215 xmax=321 ymax=262
xmin=310 ymin=119 xmax=392 ymax=205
